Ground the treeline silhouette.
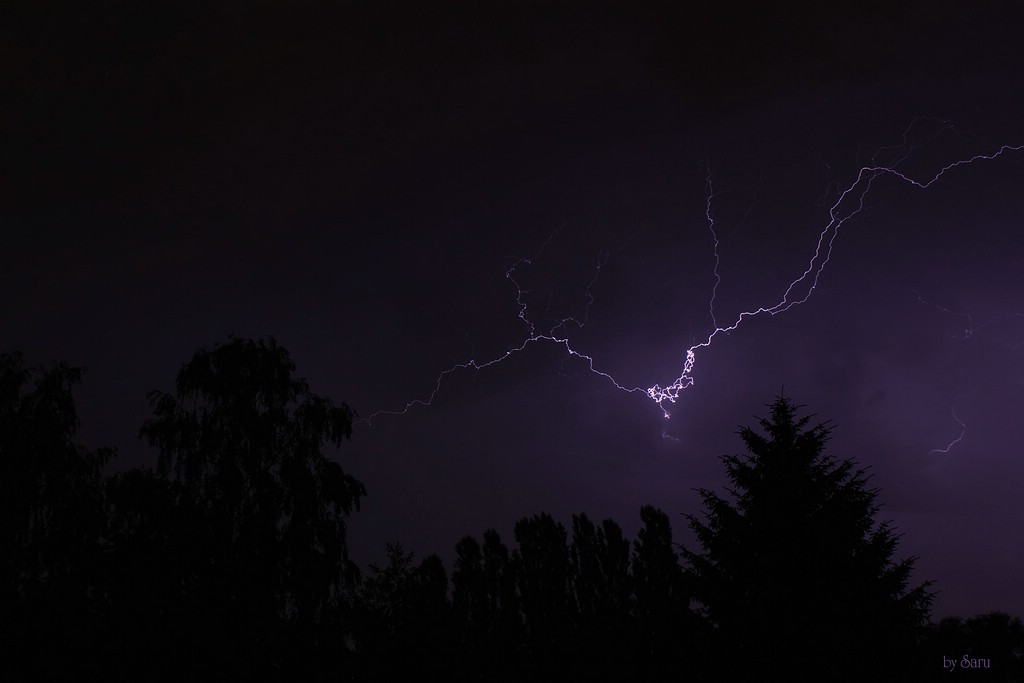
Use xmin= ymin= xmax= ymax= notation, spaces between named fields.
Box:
xmin=3 ymin=338 xmax=1022 ymax=681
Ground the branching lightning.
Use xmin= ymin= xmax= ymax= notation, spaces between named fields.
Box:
xmin=645 ymin=137 xmax=1024 ymax=414
xmin=362 ymin=237 xmax=647 ymax=425
xmin=363 ymin=125 xmax=1024 ymax=429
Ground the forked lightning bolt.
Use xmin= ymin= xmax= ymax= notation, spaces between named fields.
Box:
xmin=363 ymin=239 xmax=647 ymax=425
xmin=363 ymin=125 xmax=1023 ymax=427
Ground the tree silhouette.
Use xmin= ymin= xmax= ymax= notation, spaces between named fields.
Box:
xmin=923 ymin=612 xmax=1024 ymax=681
xmin=683 ymin=395 xmax=934 ymax=681
xmin=455 ymin=510 xmax=703 ymax=682
xmin=0 ymin=351 xmax=112 ymax=677
xmin=465 ymin=528 xmax=526 ymax=681
xmin=631 ymin=505 xmax=707 ymax=680
xmin=101 ymin=467 xmax=201 ymax=677
xmin=354 ymin=543 xmax=453 ymax=679
xmin=512 ymin=512 xmax=573 ymax=677
xmin=453 ymin=533 xmax=498 ymax=678
xmin=454 ymin=534 xmax=487 ymax=634
xmin=568 ymin=513 xmax=633 ymax=681
xmin=16 ymin=341 xmax=1011 ymax=681
xmin=481 ymin=528 xmax=523 ymax=653
xmin=569 ymin=513 xmax=632 ymax=626
xmin=138 ymin=336 xmax=365 ymax=675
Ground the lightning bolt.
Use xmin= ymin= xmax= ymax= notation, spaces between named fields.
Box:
xmin=647 ymin=137 xmax=1024 ymax=415
xmin=913 ymin=292 xmax=1024 ymax=453
xmin=362 ymin=237 xmax=646 ymax=425
xmin=930 ymin=404 xmax=967 ymax=455
xmin=704 ymin=165 xmax=722 ymax=330
xmin=363 ymin=123 xmax=1024 ymax=426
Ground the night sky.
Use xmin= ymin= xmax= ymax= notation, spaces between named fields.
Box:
xmin=6 ymin=3 xmax=1024 ymax=619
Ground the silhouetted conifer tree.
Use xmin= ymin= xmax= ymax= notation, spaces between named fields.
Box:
xmin=683 ymin=395 xmax=933 ymax=682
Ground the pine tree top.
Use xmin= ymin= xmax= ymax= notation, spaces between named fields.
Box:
xmin=683 ymin=393 xmax=934 ymax=658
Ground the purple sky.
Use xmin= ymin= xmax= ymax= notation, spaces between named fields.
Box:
xmin=6 ymin=3 xmax=1024 ymax=618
